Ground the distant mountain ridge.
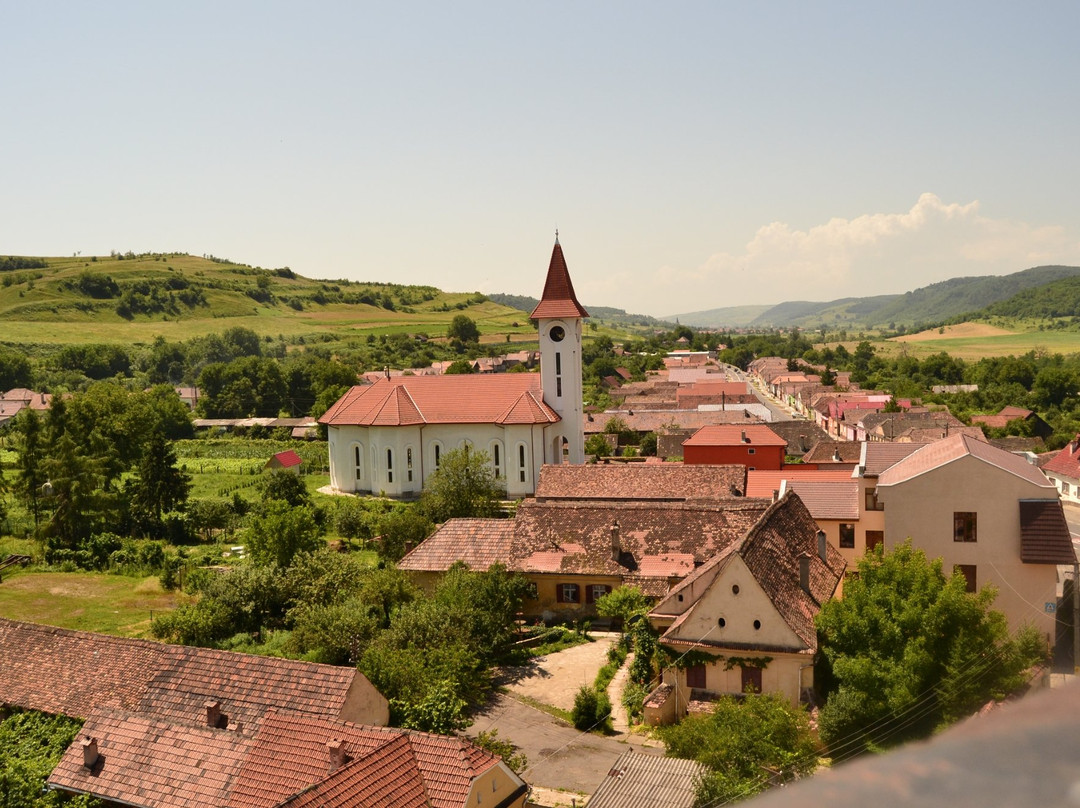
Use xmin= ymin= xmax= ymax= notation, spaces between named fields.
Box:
xmin=669 ymin=266 xmax=1080 ymax=329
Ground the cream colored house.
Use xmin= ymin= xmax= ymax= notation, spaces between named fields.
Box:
xmin=875 ymin=433 xmax=1075 ymax=640
xmin=645 ymin=492 xmax=845 ymax=723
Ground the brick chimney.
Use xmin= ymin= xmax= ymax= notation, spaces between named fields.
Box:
xmin=817 ymin=530 xmax=828 ymax=562
xmin=205 ymin=700 xmax=222 ymax=728
xmin=610 ymin=519 xmax=621 ymax=562
xmin=798 ymin=553 xmax=811 ymax=595
xmin=741 ymin=430 xmax=749 ymax=443
xmin=81 ymin=736 xmax=99 ymax=769
xmin=327 ymin=739 xmax=347 ymax=773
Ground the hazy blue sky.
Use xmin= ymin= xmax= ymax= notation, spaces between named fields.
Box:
xmin=3 ymin=2 xmax=1079 ymax=317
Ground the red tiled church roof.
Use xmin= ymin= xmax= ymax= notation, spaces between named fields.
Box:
xmin=529 ymin=237 xmax=589 ymax=320
xmin=319 ymin=375 xmax=559 ymax=427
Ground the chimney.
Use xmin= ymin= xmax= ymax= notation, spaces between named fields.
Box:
xmin=205 ymin=700 xmax=221 ymax=728
xmin=384 ymin=365 xmax=390 ymax=380
xmin=81 ymin=736 xmax=98 ymax=769
xmin=741 ymin=430 xmax=748 ymax=443
xmin=817 ymin=530 xmax=827 ymax=562
xmin=798 ymin=553 xmax=811 ymax=595
xmin=610 ymin=519 xmax=621 ymax=562
xmin=832 ymin=450 xmax=841 ymax=462
xmin=327 ymin=739 xmax=347 ymax=773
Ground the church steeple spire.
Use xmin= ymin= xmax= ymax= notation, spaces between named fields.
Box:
xmin=530 ymin=236 xmax=589 ymax=320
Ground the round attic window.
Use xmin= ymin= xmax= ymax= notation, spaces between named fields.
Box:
xmin=718 ymin=617 xmax=726 ymax=628
xmin=549 ymin=325 xmax=565 ymax=342
xmin=753 ymin=619 xmax=761 ymax=630
xmin=732 ymin=584 xmax=740 ymax=595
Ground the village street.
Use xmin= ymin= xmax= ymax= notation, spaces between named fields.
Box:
xmin=466 ymin=633 xmax=663 ymax=805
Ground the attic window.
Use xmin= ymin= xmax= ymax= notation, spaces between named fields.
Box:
xmin=732 ymin=584 xmax=740 ymax=595
xmin=753 ymin=619 xmax=761 ymax=630
xmin=717 ymin=617 xmax=726 ymax=627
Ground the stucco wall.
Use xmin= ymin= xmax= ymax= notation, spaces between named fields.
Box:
xmin=877 ymin=454 xmax=1060 ymax=638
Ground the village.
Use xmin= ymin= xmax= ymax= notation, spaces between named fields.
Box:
xmin=1 ymin=240 xmax=1078 ymax=808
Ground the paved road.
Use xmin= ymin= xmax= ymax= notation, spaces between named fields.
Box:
xmin=725 ymin=364 xmax=796 ymax=422
xmin=467 ymin=634 xmax=662 ymax=801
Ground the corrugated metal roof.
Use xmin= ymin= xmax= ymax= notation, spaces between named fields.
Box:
xmin=587 ymin=750 xmax=706 ymax=808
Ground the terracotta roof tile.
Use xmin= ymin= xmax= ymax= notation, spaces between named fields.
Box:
xmin=682 ymin=424 xmax=787 ymax=448
xmin=585 ymin=410 xmax=763 ymax=435
xmin=0 ymin=619 xmax=382 ymax=731
xmin=49 ymin=708 xmax=252 ymax=808
xmin=1041 ymin=437 xmax=1080 ymax=480
xmin=745 ymin=468 xmax=854 ymax=499
xmin=877 ymin=433 xmax=1054 ymax=489
xmin=529 ymin=239 xmax=589 ymax=320
xmin=859 ymin=442 xmax=929 ymax=476
xmin=320 ymin=376 xmax=559 ymax=427
xmin=535 ymin=463 xmax=747 ymax=500
xmin=1019 ymin=500 xmax=1077 ymax=564
xmin=398 ymin=519 xmax=515 ymax=573
xmin=802 ymin=441 xmax=864 ymax=464
xmin=782 ymin=480 xmax=860 ymax=520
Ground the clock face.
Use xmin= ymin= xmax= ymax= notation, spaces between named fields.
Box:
xmin=549 ymin=325 xmax=565 ymax=343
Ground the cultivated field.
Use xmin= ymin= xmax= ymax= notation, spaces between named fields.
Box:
xmin=883 ymin=322 xmax=1080 ymax=360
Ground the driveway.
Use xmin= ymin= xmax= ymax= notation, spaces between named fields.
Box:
xmin=467 ymin=633 xmax=663 ymax=802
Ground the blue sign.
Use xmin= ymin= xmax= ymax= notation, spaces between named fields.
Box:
xmin=1045 ymin=602 xmax=1057 ymax=614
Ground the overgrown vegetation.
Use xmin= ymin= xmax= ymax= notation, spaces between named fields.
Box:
xmin=0 ymin=710 xmax=101 ymax=808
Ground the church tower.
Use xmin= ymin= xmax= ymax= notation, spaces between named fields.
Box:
xmin=531 ymin=234 xmax=588 ymax=465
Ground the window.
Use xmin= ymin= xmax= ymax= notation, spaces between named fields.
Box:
xmin=492 ymin=443 xmax=502 ymax=478
xmin=555 ymin=352 xmax=562 ymax=374
xmin=865 ymin=530 xmax=884 ymax=552
xmin=434 ymin=443 xmax=442 ymax=468
xmin=556 ymin=583 xmax=580 ymax=603
xmin=386 ymin=448 xmax=393 ymax=484
xmin=556 ymin=377 xmax=562 ymax=397
xmin=686 ymin=664 xmax=707 ymax=689
xmin=518 ymin=444 xmax=527 ymax=483
xmin=865 ymin=488 xmax=884 ymax=511
xmin=954 ymin=512 xmax=977 ymax=543
xmin=839 ymin=523 xmax=855 ymax=549
xmin=585 ymin=584 xmax=612 ymax=604
xmin=955 ymin=564 xmax=977 ymax=593
xmin=747 ymin=448 xmax=756 ymax=455
xmin=353 ymin=445 xmax=363 ymax=482
xmin=741 ymin=666 xmax=762 ymax=694
xmin=406 ymin=447 xmax=413 ymax=482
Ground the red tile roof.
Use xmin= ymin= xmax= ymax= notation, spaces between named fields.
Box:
xmin=745 ymin=468 xmax=853 ymax=499
xmin=398 ymin=519 xmax=516 ymax=573
xmin=682 ymin=424 xmax=787 ymax=447
xmin=49 ymin=708 xmax=253 ymax=808
xmin=529 ymin=238 xmax=589 ymax=320
xmin=269 ymin=450 xmax=303 ymax=468
xmin=1018 ymin=500 xmax=1077 ymax=564
xmin=877 ymin=433 xmax=1054 ymax=489
xmin=319 ymin=375 xmax=559 ymax=427
xmin=782 ymin=480 xmax=860 ymax=520
xmin=1040 ymin=437 xmax=1080 ymax=481
xmin=859 ymin=442 xmax=929 ymax=476
xmin=229 ymin=711 xmax=502 ymax=808
xmin=0 ymin=619 xmax=384 ymax=731
xmin=584 ymin=409 xmax=761 ymax=435
xmin=535 ymin=463 xmax=747 ymax=500
xmin=802 ymin=441 xmax=864 ymax=464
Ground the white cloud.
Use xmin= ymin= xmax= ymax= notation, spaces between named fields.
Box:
xmin=657 ymin=193 xmax=1080 ymax=313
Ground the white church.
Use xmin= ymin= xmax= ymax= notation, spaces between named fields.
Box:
xmin=320 ymin=237 xmax=587 ymax=498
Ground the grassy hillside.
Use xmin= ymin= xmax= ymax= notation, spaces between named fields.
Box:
xmin=668 ymin=265 xmax=1080 ymax=329
xmin=0 ymin=253 xmax=534 ymax=348
xmin=975 ymin=274 xmax=1080 ymax=320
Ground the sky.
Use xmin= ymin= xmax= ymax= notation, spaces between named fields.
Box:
xmin=3 ymin=2 xmax=1080 ymax=318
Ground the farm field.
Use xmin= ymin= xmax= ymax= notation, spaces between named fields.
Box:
xmin=883 ymin=322 xmax=1080 ymax=360
xmin=0 ymin=570 xmax=185 ymax=637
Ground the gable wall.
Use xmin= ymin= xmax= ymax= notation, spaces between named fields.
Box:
xmin=878 ymin=454 xmax=1060 ymax=637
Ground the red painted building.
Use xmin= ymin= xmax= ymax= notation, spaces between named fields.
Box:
xmin=682 ymin=424 xmax=787 ymax=470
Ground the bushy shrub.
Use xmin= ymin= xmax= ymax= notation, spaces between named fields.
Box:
xmin=572 ymin=685 xmax=612 ymax=732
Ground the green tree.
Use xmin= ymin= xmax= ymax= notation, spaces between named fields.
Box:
xmin=596 ymin=585 xmax=649 ymax=626
xmin=128 ymin=432 xmax=191 ymax=536
xmin=444 ymin=359 xmax=475 ymax=374
xmin=447 ymin=314 xmax=480 ymax=343
xmin=376 ymin=506 xmax=433 ymax=563
xmin=585 ymin=433 xmax=612 ymax=458
xmin=13 ymin=408 xmax=47 ymax=531
xmin=247 ymin=501 xmax=322 ymax=567
xmin=661 ymin=692 xmax=817 ymax=806
xmin=261 ymin=468 xmax=311 ymax=508
xmin=0 ymin=345 xmax=33 ymax=390
xmin=419 ymin=447 xmax=502 ymax=522
xmin=41 ymin=433 xmax=106 ymax=551
xmin=816 ymin=542 xmax=1046 ymax=754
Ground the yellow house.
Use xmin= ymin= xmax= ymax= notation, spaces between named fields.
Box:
xmin=644 ymin=492 xmax=845 ymax=723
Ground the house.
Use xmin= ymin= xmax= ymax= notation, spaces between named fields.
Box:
xmin=971 ymin=405 xmax=1053 ymax=440
xmin=265 ymin=449 xmax=303 ymax=473
xmin=0 ymin=387 xmax=52 ymax=428
xmin=0 ymin=619 xmax=526 ymax=808
xmin=645 ymin=492 xmax=845 ymax=721
xmin=320 ymin=237 xmax=588 ymax=498
xmin=587 ymin=750 xmax=707 ymax=808
xmin=875 ymin=433 xmax=1076 ymax=638
xmin=399 ymin=496 xmax=772 ymax=619
xmin=1040 ymin=434 xmax=1080 ymax=503
xmin=535 ymin=462 xmax=747 ymax=501
xmin=682 ymin=424 xmax=787 ymax=470
xmin=801 ymin=440 xmax=863 ymax=466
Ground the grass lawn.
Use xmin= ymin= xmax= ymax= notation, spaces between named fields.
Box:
xmin=0 ymin=569 xmax=186 ymax=638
